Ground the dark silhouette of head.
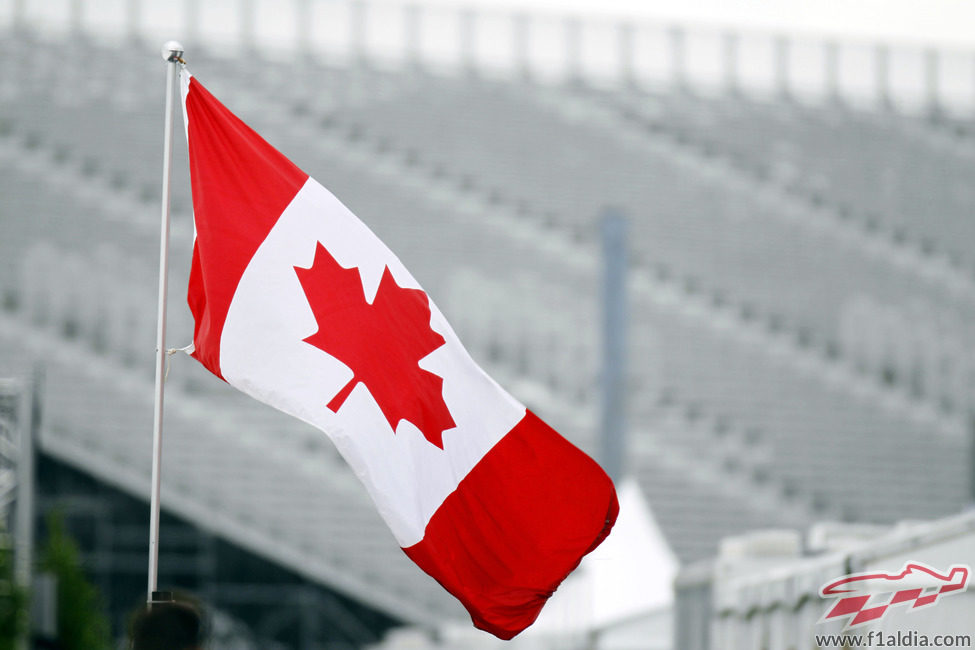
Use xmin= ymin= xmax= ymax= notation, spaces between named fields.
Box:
xmin=130 ymin=599 xmax=205 ymax=650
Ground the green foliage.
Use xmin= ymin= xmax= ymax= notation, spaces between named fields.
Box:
xmin=39 ymin=511 xmax=112 ymax=650
xmin=0 ymin=526 xmax=28 ymax=650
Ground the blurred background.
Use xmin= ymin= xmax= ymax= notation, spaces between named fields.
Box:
xmin=1 ymin=0 xmax=975 ymax=648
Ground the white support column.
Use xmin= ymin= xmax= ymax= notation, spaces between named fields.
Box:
xmin=350 ymin=0 xmax=367 ymax=66
xmin=12 ymin=0 xmax=26 ymax=32
xmin=126 ymin=0 xmax=142 ymax=43
xmin=925 ymin=47 xmax=940 ymax=117
xmin=404 ymin=3 xmax=421 ymax=69
xmin=618 ymin=22 xmax=636 ymax=88
xmin=513 ymin=12 xmax=530 ymax=80
xmin=669 ymin=25 xmax=686 ymax=92
xmin=774 ymin=34 xmax=790 ymax=99
xmin=724 ymin=31 xmax=739 ymax=95
xmin=459 ymin=7 xmax=476 ymax=74
xmin=825 ymin=40 xmax=841 ymax=104
xmin=565 ymin=16 xmax=582 ymax=85
xmin=240 ymin=0 xmax=256 ymax=55
xmin=295 ymin=0 xmax=312 ymax=60
xmin=69 ymin=0 xmax=84 ymax=36
xmin=184 ymin=0 xmax=200 ymax=49
xmin=875 ymin=43 xmax=891 ymax=110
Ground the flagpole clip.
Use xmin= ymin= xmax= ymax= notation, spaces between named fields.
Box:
xmin=161 ymin=40 xmax=186 ymax=65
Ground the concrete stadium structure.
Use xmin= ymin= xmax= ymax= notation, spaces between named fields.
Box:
xmin=2 ymin=2 xmax=974 ymax=646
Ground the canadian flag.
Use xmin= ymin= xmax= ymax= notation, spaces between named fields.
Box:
xmin=180 ymin=69 xmax=618 ymax=639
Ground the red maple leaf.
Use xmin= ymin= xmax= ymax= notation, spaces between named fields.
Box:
xmin=294 ymin=242 xmax=456 ymax=448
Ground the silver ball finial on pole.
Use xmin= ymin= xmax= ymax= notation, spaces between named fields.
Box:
xmin=161 ymin=40 xmax=184 ymax=63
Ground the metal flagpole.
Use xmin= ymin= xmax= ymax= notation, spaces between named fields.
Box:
xmin=147 ymin=40 xmax=184 ymax=606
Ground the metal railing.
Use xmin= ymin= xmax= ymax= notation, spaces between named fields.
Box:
xmin=7 ymin=0 xmax=975 ymax=117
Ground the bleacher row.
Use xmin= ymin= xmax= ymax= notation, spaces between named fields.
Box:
xmin=0 ymin=29 xmax=971 ymax=612
xmin=839 ymin=293 xmax=975 ymax=412
xmin=598 ymin=86 xmax=975 ymax=269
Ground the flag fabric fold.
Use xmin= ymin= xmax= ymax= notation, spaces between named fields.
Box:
xmin=179 ymin=68 xmax=618 ymax=640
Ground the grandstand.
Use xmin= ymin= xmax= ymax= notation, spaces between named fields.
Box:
xmin=1 ymin=1 xmax=974 ymax=647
